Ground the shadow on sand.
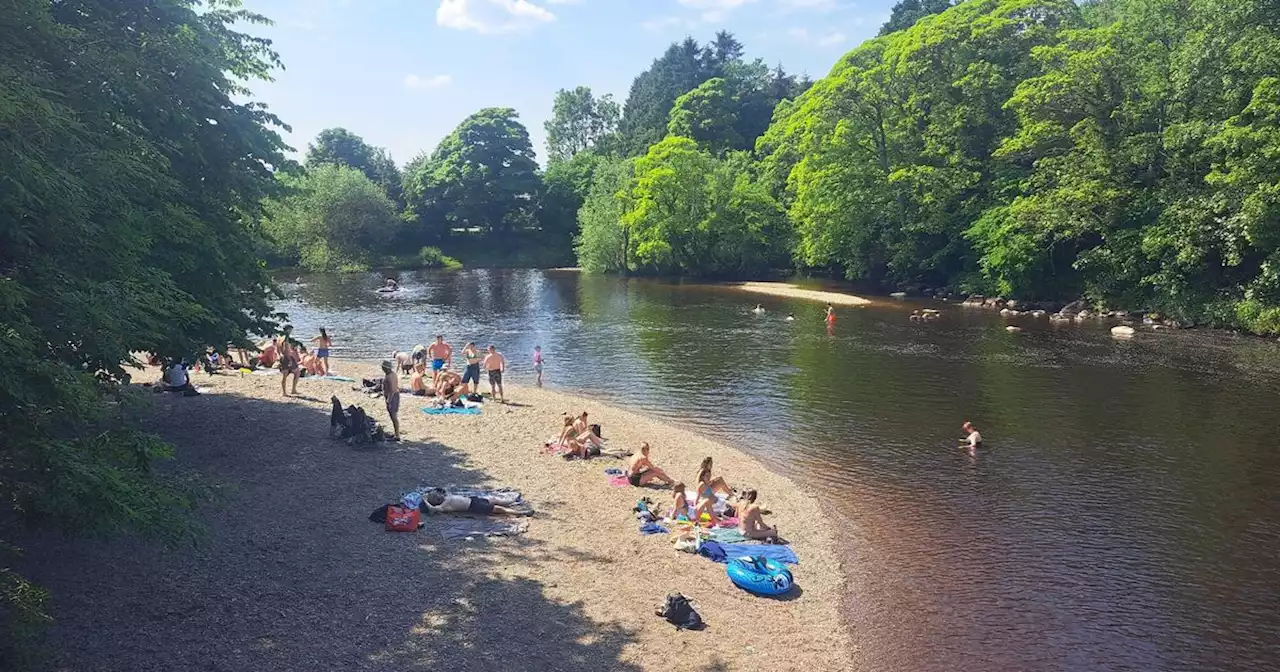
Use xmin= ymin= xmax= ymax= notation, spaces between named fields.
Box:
xmin=14 ymin=388 xmax=641 ymax=671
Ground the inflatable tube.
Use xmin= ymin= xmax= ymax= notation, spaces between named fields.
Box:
xmin=725 ymin=556 xmax=793 ymax=596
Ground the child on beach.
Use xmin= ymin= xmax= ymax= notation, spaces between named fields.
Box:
xmin=533 ymin=345 xmax=544 ymax=387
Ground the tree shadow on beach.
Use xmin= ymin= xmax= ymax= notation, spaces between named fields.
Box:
xmin=13 ymin=387 xmax=641 ymax=672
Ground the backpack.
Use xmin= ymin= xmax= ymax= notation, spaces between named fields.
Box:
xmin=655 ymin=592 xmax=703 ymax=631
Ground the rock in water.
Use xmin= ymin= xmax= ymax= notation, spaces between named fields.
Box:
xmin=1006 ymin=326 xmax=1023 ymax=333
xmin=1111 ymin=325 xmax=1136 ymax=338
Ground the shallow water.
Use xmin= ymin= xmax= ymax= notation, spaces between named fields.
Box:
xmin=277 ymin=269 xmax=1280 ymax=672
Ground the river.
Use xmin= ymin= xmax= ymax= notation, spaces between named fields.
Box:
xmin=276 ymin=269 xmax=1280 ymax=672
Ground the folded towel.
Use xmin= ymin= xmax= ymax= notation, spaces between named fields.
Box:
xmin=639 ymin=522 xmax=668 ymax=535
xmin=698 ymin=540 xmax=798 ymax=565
xmin=421 ymin=406 xmax=482 ymax=416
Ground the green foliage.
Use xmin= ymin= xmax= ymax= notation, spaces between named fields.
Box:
xmin=539 ymin=150 xmax=606 ymax=245
xmin=404 ymin=107 xmax=541 ymax=236
xmin=576 ymin=158 xmax=636 ymax=274
xmin=306 ymin=127 xmax=403 ymax=206
xmin=613 ymin=137 xmax=790 ymax=277
xmin=879 ymin=0 xmax=955 ymax=35
xmin=262 ymin=164 xmax=399 ymax=272
xmin=418 ymin=246 xmax=463 ymax=270
xmin=0 ymin=0 xmax=290 ymax=658
xmin=544 ymin=87 xmax=620 ymax=164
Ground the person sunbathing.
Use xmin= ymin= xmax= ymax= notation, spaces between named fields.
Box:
xmin=626 ymin=442 xmax=675 ymax=487
xmin=572 ymin=411 xmax=604 ymax=448
xmin=422 ymin=489 xmax=530 ymax=516
xmin=737 ymin=489 xmax=779 ymax=541
xmin=410 ymin=363 xmax=429 ymax=396
xmin=669 ymin=482 xmax=691 ymax=521
xmin=434 ymin=369 xmax=465 ymax=402
xmin=695 ymin=456 xmax=734 ymax=501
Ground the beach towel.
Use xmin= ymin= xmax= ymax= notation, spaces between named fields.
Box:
xmin=440 ymin=519 xmax=528 ymax=540
xmin=407 ymin=486 xmax=522 ymax=508
xmin=608 ymin=476 xmax=630 ymax=487
xmin=252 ymin=369 xmax=279 ymax=376
xmin=421 ymin=406 xmax=481 ymax=416
xmin=697 ymin=540 xmax=799 ymax=565
xmin=707 ymin=528 xmax=749 ymax=544
xmin=309 ymin=375 xmax=355 ymax=382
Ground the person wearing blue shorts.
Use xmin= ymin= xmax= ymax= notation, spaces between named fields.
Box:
xmin=426 ymin=334 xmax=452 ymax=388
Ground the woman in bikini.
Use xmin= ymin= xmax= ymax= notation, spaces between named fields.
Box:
xmin=669 ymin=482 xmax=690 ymax=521
xmin=310 ymin=328 xmax=332 ymax=375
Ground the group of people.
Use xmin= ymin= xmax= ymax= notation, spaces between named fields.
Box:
xmin=551 ymin=413 xmax=781 ymax=542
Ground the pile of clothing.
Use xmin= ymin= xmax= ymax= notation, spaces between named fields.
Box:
xmin=329 ymin=396 xmax=391 ymax=445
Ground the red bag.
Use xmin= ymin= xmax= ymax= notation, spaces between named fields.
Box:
xmin=385 ymin=505 xmax=420 ymax=532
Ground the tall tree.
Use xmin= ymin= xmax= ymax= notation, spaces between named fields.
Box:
xmin=878 ymin=0 xmax=954 ymax=35
xmin=543 ymin=86 xmax=620 ymax=164
xmin=262 ymin=165 xmax=399 ymax=271
xmin=405 ymin=108 xmax=541 ymax=236
xmin=305 ymin=128 xmax=403 ymax=206
xmin=0 ymin=0 xmax=291 ymax=656
xmin=617 ymin=36 xmax=717 ymax=156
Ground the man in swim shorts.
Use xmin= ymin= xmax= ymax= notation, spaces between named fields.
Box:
xmin=421 ymin=489 xmax=530 ymax=516
xmin=382 ymin=360 xmax=401 ymax=439
xmin=461 ymin=342 xmax=482 ymax=393
xmin=427 ymin=335 xmax=452 ymax=387
xmin=626 ymin=442 xmax=675 ymax=487
xmin=483 ymin=344 xmax=506 ymax=403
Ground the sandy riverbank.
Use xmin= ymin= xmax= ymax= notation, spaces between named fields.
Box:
xmin=17 ymin=359 xmax=854 ymax=671
xmin=734 ymin=281 xmax=872 ymax=307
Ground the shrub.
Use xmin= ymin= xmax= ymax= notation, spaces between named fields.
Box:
xmin=418 ymin=246 xmax=463 ymax=270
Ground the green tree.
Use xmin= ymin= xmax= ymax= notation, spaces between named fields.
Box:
xmin=306 ymin=127 xmax=403 ymax=206
xmin=617 ymin=37 xmax=716 ymax=156
xmin=879 ymin=0 xmax=955 ymax=35
xmin=0 ymin=0 xmax=291 ymax=658
xmin=405 ymin=107 xmax=542 ymax=236
xmin=544 ymin=87 xmax=620 ymax=164
xmin=575 ymin=157 xmax=636 ymax=273
xmin=262 ymin=165 xmax=399 ymax=271
xmin=667 ymin=59 xmax=787 ymax=155
xmin=539 ymin=150 xmax=605 ymax=246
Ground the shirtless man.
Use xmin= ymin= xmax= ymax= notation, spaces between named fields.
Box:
xmin=421 ymin=489 xmax=530 ymax=516
xmin=394 ymin=350 xmax=415 ymax=376
xmin=626 ymin=442 xmax=675 ymax=487
xmin=410 ymin=363 xmax=429 ymax=396
xmin=382 ymin=360 xmax=401 ymax=439
xmin=435 ymin=367 xmax=465 ymax=402
xmin=483 ymin=344 xmax=506 ymax=403
xmin=461 ymin=342 xmax=482 ymax=393
xmin=737 ymin=489 xmax=778 ymax=540
xmin=427 ymin=335 xmax=453 ymax=387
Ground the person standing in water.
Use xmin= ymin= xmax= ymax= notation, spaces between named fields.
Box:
xmin=310 ymin=328 xmax=332 ymax=376
xmin=825 ymin=304 xmax=836 ymax=324
xmin=532 ymin=345 xmax=544 ymax=387
xmin=382 ymin=360 xmax=401 ymax=439
xmin=484 ymin=344 xmax=506 ymax=403
xmin=960 ymin=421 xmax=983 ymax=454
xmin=461 ymin=341 xmax=482 ymax=394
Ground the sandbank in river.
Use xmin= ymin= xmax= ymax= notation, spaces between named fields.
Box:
xmin=17 ymin=359 xmax=854 ymax=671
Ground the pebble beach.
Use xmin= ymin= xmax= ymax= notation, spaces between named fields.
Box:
xmin=17 ymin=359 xmax=854 ymax=671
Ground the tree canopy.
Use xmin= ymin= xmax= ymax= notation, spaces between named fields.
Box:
xmin=544 ymin=87 xmax=620 ymax=165
xmin=306 ymin=127 xmax=403 ymax=206
xmin=1 ymin=0 xmax=291 ymax=656
xmin=262 ymin=164 xmax=399 ymax=271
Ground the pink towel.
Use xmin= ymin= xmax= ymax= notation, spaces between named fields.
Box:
xmin=608 ymin=476 xmax=630 ymax=487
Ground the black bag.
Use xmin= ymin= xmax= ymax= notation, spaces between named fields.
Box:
xmin=590 ymin=423 xmax=602 ymax=438
xmin=655 ymin=592 xmax=703 ymax=631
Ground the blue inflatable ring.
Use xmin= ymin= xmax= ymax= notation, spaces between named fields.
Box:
xmin=726 ymin=556 xmax=793 ymax=596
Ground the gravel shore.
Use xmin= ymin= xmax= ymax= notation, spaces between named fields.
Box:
xmin=17 ymin=360 xmax=854 ymax=671
xmin=735 ymin=281 xmax=873 ymax=307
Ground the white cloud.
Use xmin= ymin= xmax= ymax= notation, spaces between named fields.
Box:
xmin=544 ymin=0 xmax=579 ymax=3
xmin=403 ymin=73 xmax=453 ymax=90
xmin=778 ymin=0 xmax=836 ymax=10
xmin=436 ymin=0 xmax=556 ymax=34
xmin=817 ymin=31 xmax=846 ymax=46
xmin=787 ymin=26 xmax=809 ymax=39
xmin=641 ymin=15 xmax=698 ymax=31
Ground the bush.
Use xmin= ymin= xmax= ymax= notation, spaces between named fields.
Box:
xmin=418 ymin=246 xmax=463 ymax=270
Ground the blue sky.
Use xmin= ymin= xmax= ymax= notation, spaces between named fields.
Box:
xmin=240 ymin=0 xmax=897 ymax=167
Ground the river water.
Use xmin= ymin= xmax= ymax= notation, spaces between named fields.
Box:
xmin=276 ymin=269 xmax=1280 ymax=672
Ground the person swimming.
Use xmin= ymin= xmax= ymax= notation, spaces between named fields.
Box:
xmin=786 ymin=313 xmax=795 ymax=321
xmin=752 ymin=304 xmax=765 ymax=314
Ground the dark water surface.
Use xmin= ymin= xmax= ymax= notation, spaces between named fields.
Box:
xmin=278 ymin=269 xmax=1280 ymax=672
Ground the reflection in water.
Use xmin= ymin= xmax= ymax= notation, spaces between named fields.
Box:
xmin=278 ymin=269 xmax=1280 ymax=672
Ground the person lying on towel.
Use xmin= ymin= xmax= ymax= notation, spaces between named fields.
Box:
xmin=422 ymin=489 xmax=530 ymax=516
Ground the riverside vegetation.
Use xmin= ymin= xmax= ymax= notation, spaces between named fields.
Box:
xmin=2 ymin=0 xmax=1278 ymax=664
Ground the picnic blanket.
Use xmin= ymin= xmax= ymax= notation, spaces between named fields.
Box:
xmin=421 ymin=405 xmax=481 ymax=416
xmin=405 ymin=486 xmax=522 ymax=509
xmin=697 ymin=540 xmax=798 ymax=565
xmin=440 ymin=519 xmax=528 ymax=540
